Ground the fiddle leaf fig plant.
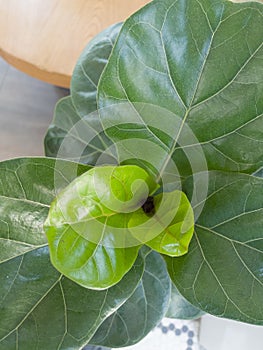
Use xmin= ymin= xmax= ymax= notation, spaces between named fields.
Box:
xmin=0 ymin=0 xmax=263 ymax=349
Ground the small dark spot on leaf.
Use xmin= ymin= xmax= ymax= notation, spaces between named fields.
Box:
xmin=142 ymin=196 xmax=155 ymax=215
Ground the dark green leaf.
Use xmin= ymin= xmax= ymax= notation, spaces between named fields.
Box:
xmin=0 ymin=157 xmax=89 ymax=263
xmin=91 ymin=250 xmax=171 ymax=347
xmin=98 ymin=0 xmax=263 ymax=178
xmin=166 ymin=284 xmax=204 ymax=320
xmin=0 ymin=158 xmax=144 ymax=350
xmin=71 ymin=23 xmax=122 ymax=117
xmin=44 ymin=96 xmax=115 ymax=165
xmin=44 ymin=96 xmax=81 ymax=160
xmin=0 ymin=253 xmax=144 ymax=350
xmin=44 ymin=23 xmax=122 ymax=164
xmin=254 ymin=167 xmax=263 ymax=178
xmin=166 ymin=171 xmax=263 ymax=325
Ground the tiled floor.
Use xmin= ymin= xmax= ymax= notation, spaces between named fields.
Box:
xmin=0 ymin=57 xmax=68 ymax=160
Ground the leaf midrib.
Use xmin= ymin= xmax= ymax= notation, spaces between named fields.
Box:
xmin=196 ymin=224 xmax=263 ymax=255
xmin=0 ymin=274 xmax=63 ymax=344
xmin=156 ymin=2 xmax=223 ymax=181
xmin=113 ymin=2 xmax=262 ymax=182
xmin=0 ymin=243 xmax=48 ymax=267
xmin=0 ymin=195 xmax=50 ymax=208
xmin=194 ymin=233 xmax=261 ymax=321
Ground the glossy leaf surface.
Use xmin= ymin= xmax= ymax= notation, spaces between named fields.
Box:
xmin=44 ymin=165 xmax=159 ymax=289
xmin=166 ymin=171 xmax=263 ymax=325
xmin=44 ymin=96 xmax=114 ymax=165
xmin=44 ymin=96 xmax=81 ymax=160
xmin=166 ymin=284 xmax=204 ymax=320
xmin=45 ymin=23 xmax=122 ymax=164
xmin=129 ymin=190 xmax=194 ymax=256
xmin=0 ymin=158 xmax=144 ymax=350
xmin=0 ymin=157 xmax=89 ymax=262
xmin=71 ymin=23 xmax=122 ymax=117
xmin=98 ymin=0 xmax=263 ymax=177
xmin=0 ymin=253 xmax=144 ymax=350
xmin=254 ymin=167 xmax=263 ymax=178
xmin=91 ymin=250 xmax=171 ymax=347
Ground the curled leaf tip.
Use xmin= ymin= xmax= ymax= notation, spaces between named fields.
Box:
xmin=44 ymin=165 xmax=194 ymax=289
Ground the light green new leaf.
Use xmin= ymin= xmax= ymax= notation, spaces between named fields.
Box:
xmin=166 ymin=171 xmax=263 ymax=325
xmin=45 ymin=23 xmax=122 ymax=164
xmin=0 ymin=158 xmax=144 ymax=350
xmin=90 ymin=250 xmax=171 ymax=347
xmin=98 ymin=0 xmax=263 ymax=177
xmin=44 ymin=165 xmax=159 ymax=289
xmin=166 ymin=284 xmax=204 ymax=320
xmin=129 ymin=190 xmax=194 ymax=256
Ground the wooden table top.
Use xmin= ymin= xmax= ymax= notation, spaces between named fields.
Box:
xmin=0 ymin=0 xmax=150 ymax=88
xmin=0 ymin=0 xmax=261 ymax=88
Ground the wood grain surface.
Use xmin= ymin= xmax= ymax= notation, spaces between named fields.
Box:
xmin=0 ymin=0 xmax=150 ymax=87
xmin=0 ymin=0 xmax=261 ymax=87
